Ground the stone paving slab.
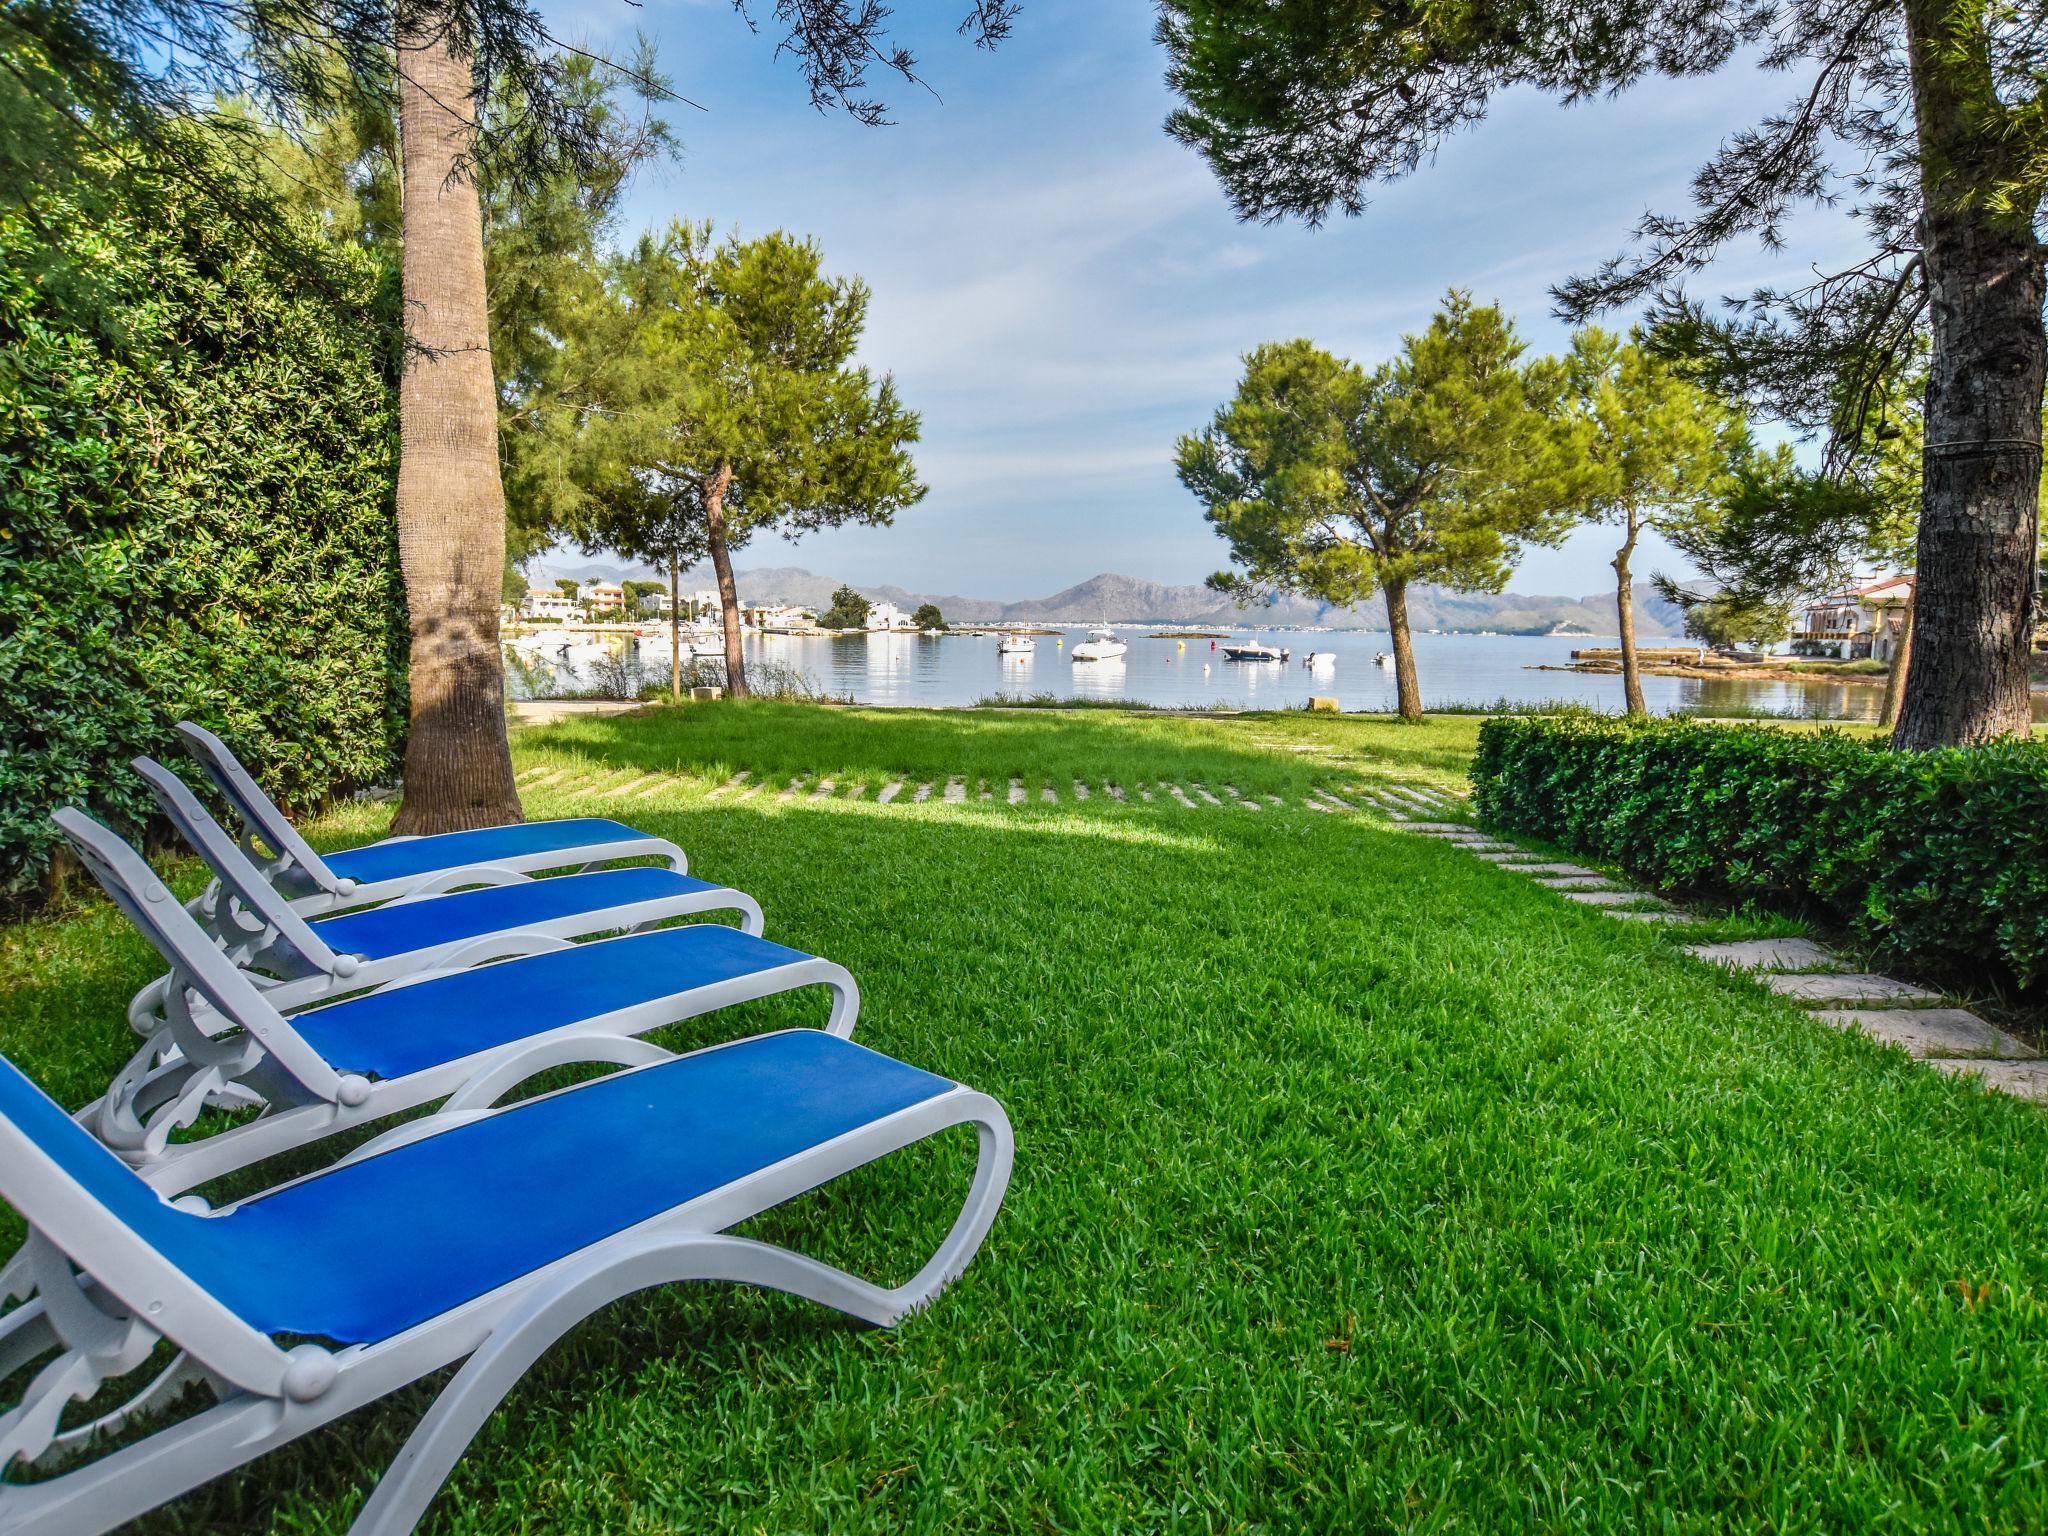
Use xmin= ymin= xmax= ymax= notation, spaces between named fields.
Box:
xmin=1563 ymin=889 xmax=1666 ymax=908
xmin=1507 ymin=863 xmax=1604 ymax=879
xmin=1604 ymin=909 xmax=1691 ymax=924
xmin=877 ymin=780 xmax=903 ymax=804
xmin=1533 ymin=876 xmax=1614 ymax=890
xmin=1403 ymin=822 xmax=1468 ymax=833
xmin=1685 ymin=938 xmax=1841 ymax=972
xmin=911 ymin=781 xmax=934 ymax=803
xmin=1762 ymin=972 xmax=1942 ymax=1006
xmin=1817 ymin=1008 xmax=2037 ymax=1060
xmin=1927 ymin=1058 xmax=2048 ymax=1102
xmin=1009 ymin=777 xmax=1025 ymax=805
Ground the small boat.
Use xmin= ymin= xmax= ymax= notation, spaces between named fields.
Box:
xmin=1222 ymin=635 xmax=1289 ymax=662
xmin=1071 ymin=626 xmax=1128 ymax=662
xmin=1374 ymin=652 xmax=1394 ymax=669
xmin=1304 ymin=651 xmax=1334 ymax=669
xmin=997 ymin=634 xmax=1036 ymax=656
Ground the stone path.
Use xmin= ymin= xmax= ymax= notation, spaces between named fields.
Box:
xmin=1685 ymin=938 xmax=2039 ymax=1101
xmin=1353 ymin=779 xmax=2040 ymax=1104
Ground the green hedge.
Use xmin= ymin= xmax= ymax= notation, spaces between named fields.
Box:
xmin=1472 ymin=716 xmax=2048 ymax=984
xmin=0 ymin=181 xmax=403 ymax=899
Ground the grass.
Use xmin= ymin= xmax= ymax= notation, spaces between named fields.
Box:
xmin=6 ymin=702 xmax=2048 ymax=1532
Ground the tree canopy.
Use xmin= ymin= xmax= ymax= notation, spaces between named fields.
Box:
xmin=560 ymin=222 xmax=924 ymax=694
xmin=1562 ymin=326 xmax=1746 ymax=712
xmin=1177 ymin=293 xmax=1580 ymax=717
xmin=1157 ymin=0 xmax=2048 ymax=746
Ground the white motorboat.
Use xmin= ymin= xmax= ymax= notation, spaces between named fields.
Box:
xmin=1071 ymin=626 xmax=1128 ymax=662
xmin=1221 ymin=634 xmax=1289 ymax=662
xmin=1303 ymin=650 xmax=1335 ymax=669
xmin=1374 ymin=651 xmax=1395 ymax=669
xmin=997 ymin=633 xmax=1036 ymax=656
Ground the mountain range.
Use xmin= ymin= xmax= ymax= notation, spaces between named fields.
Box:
xmin=530 ymin=561 xmax=1686 ymax=637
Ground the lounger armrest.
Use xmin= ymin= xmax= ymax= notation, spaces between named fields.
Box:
xmin=375 ymin=866 xmax=538 ymax=905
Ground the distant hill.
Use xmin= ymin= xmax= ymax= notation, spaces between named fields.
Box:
xmin=530 ymin=560 xmax=1684 ymax=637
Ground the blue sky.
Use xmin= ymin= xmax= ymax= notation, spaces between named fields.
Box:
xmin=548 ymin=0 xmax=1861 ymax=600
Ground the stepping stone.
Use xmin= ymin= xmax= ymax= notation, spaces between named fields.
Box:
xmin=1139 ymin=786 xmax=1154 ymax=803
xmin=1263 ymin=794 xmax=1283 ymax=807
xmin=846 ymin=782 xmax=868 ymax=800
xmin=1040 ymin=784 xmax=1057 ymax=803
xmin=1072 ymin=781 xmax=1090 ymax=801
xmin=738 ymin=783 xmax=763 ymax=801
xmin=1604 ymin=910 xmax=1690 ymax=924
xmin=980 ymin=780 xmax=993 ymax=801
xmin=1304 ymin=797 xmax=1332 ymax=813
xmin=809 ymin=778 xmax=837 ymax=800
xmin=705 ymin=772 xmax=750 ymax=800
xmin=526 ymin=769 xmax=573 ymax=788
xmin=1761 ymin=973 xmax=1942 ymax=1006
xmin=1533 ymin=875 xmax=1614 ymax=890
xmin=944 ymin=777 xmax=966 ymax=804
xmin=1928 ymin=1059 xmax=2048 ymax=1103
xmin=1509 ymin=863 xmax=1604 ymax=879
xmin=1106 ymin=783 xmax=1127 ymax=802
xmin=1563 ymin=889 xmax=1664 ymax=908
xmin=1403 ymin=822 xmax=1469 ymax=833
xmin=515 ymin=766 xmax=550 ymax=783
xmin=1686 ymin=939 xmax=1841 ymax=973
xmin=1223 ymin=786 xmax=1259 ymax=810
xmin=778 ymin=778 xmax=804 ymax=802
xmin=911 ymin=781 xmax=934 ymax=803
xmin=1168 ymin=784 xmax=1196 ymax=808
xmin=1008 ymin=777 xmax=1025 ymax=805
xmin=877 ymin=781 xmax=903 ymax=804
xmin=1817 ymin=1008 xmax=2036 ymax=1061
xmin=1192 ymin=785 xmax=1222 ymax=806
xmin=604 ymin=775 xmax=660 ymax=798
xmin=1317 ymin=790 xmax=1358 ymax=811
xmin=1414 ymin=829 xmax=1488 ymax=842
xmin=634 ymin=778 xmax=676 ymax=799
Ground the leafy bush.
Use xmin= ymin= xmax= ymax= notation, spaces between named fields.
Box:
xmin=1472 ymin=717 xmax=2048 ymax=983
xmin=0 ymin=180 xmax=401 ymax=899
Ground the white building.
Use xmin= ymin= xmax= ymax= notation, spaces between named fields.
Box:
xmin=638 ymin=588 xmax=672 ymax=616
xmin=1792 ymin=574 xmax=1914 ymax=660
xmin=521 ymin=590 xmax=577 ymax=621
xmin=585 ymin=583 xmax=626 ymax=614
xmin=865 ymin=600 xmax=917 ymax=632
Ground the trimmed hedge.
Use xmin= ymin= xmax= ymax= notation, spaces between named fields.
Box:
xmin=1472 ymin=716 xmax=2048 ymax=984
xmin=0 ymin=179 xmax=403 ymax=899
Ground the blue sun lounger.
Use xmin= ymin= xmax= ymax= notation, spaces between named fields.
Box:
xmin=177 ymin=721 xmax=687 ymax=915
xmin=124 ymin=760 xmax=763 ymax=1014
xmin=53 ymin=807 xmax=858 ymax=1190
xmin=0 ymin=1027 xmax=1012 ymax=1535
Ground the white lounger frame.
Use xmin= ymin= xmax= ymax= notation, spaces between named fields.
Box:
xmin=53 ymin=808 xmax=843 ymax=1192
xmin=176 ymin=721 xmax=688 ymax=915
xmin=124 ymin=762 xmax=762 ymax=1014
xmin=0 ymin=1042 xmax=1013 ymax=1536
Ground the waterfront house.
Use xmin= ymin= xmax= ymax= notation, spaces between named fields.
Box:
xmin=586 ymin=583 xmax=626 ymax=614
xmin=520 ymin=590 xmax=577 ymax=621
xmin=1790 ymin=574 xmax=1913 ymax=660
xmin=865 ymin=600 xmax=919 ymax=632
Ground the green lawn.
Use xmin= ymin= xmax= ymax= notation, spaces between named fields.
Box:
xmin=5 ymin=702 xmax=2048 ymax=1532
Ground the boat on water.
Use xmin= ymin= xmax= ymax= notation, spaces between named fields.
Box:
xmin=1303 ymin=650 xmax=1335 ymax=669
xmin=997 ymin=634 xmax=1036 ymax=656
xmin=1071 ymin=626 xmax=1128 ymax=662
xmin=1222 ymin=634 xmax=1290 ymax=663
xmin=1374 ymin=652 xmax=1394 ymax=669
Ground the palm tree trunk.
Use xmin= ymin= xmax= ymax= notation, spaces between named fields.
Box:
xmin=1614 ymin=506 xmax=1646 ymax=717
xmin=389 ymin=5 xmax=522 ymax=833
xmin=1384 ymin=577 xmax=1422 ymax=720
xmin=668 ymin=546 xmax=682 ymax=703
xmin=1895 ymin=0 xmax=2045 ymax=747
xmin=704 ymin=464 xmax=748 ymax=698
